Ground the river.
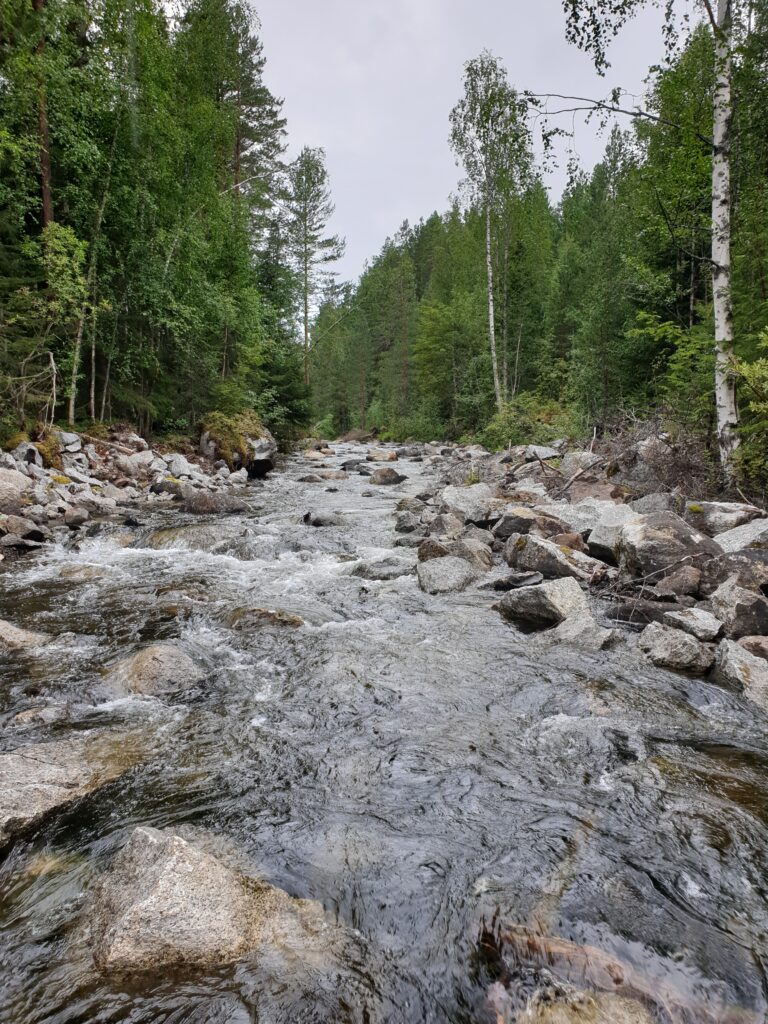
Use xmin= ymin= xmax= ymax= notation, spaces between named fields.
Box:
xmin=1 ymin=443 xmax=767 ymax=1023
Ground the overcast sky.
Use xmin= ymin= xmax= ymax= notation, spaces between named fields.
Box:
xmin=255 ymin=0 xmax=668 ymax=284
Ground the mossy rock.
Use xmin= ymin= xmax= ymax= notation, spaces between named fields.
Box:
xmin=51 ymin=474 xmax=72 ymax=486
xmin=200 ymin=411 xmax=264 ymax=470
xmin=34 ymin=429 xmax=63 ymax=470
xmin=2 ymin=432 xmax=30 ymax=453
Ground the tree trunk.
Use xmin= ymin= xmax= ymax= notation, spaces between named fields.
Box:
xmin=501 ymin=234 xmax=509 ymax=401
xmin=33 ymin=0 xmax=53 ymax=229
xmin=68 ymin=316 xmax=85 ymax=426
xmin=303 ymin=258 xmax=310 ymax=386
xmin=711 ymin=0 xmax=738 ymax=475
xmin=485 ymin=203 xmax=503 ymax=412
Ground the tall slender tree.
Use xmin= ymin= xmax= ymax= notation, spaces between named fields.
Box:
xmin=449 ymin=51 xmax=531 ymax=412
xmin=285 ymin=145 xmax=345 ymax=386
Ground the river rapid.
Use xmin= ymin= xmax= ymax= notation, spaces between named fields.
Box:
xmin=1 ymin=443 xmax=768 ymax=1023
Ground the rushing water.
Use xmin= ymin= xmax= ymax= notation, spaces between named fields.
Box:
xmin=1 ymin=444 xmax=768 ymax=1023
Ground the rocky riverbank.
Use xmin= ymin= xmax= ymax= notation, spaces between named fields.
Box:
xmin=1 ymin=430 xmax=768 ymax=1023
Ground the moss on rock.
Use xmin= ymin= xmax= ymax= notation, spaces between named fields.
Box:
xmin=200 ymin=411 xmax=264 ymax=470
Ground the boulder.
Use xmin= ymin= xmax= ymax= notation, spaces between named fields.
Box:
xmin=104 ymin=644 xmax=206 ymax=696
xmin=366 ymin=449 xmax=397 ymax=462
xmin=440 ymin=483 xmax=495 ymax=523
xmin=587 ymin=506 xmax=642 ymax=564
xmin=629 ymin=492 xmax=681 ymax=515
xmin=714 ymin=518 xmax=768 ymax=554
xmin=547 ymin=611 xmax=616 ymax=650
xmin=504 ymin=533 xmax=611 ymax=583
xmin=0 ymin=617 xmax=51 ymax=651
xmin=427 ymin=512 xmax=465 ymax=539
xmin=180 ymin=493 xmax=247 ymax=515
xmin=551 ymin=531 xmax=588 ymax=553
xmin=447 ymin=538 xmax=493 ymax=571
xmin=712 ymin=640 xmax=768 ymax=707
xmin=242 ymin=428 xmax=277 ymax=478
xmin=317 ymin=470 xmax=348 ymax=481
xmin=710 ymin=578 xmax=768 ymax=639
xmin=371 ymin=467 xmax=406 ymax=486
xmin=739 ymin=636 xmax=768 ymax=662
xmin=0 ymin=466 xmax=32 ymax=514
xmin=653 ymin=565 xmax=701 ymax=598
xmin=0 ymin=735 xmax=140 ymax=848
xmin=533 ymin=499 xmax=620 ymax=538
xmin=492 ymin=506 xmax=568 ymax=541
xmin=0 ymin=515 xmax=51 ymax=542
xmin=85 ymin=826 xmax=321 ymax=973
xmin=64 ymin=506 xmax=90 ymax=529
xmin=524 ymin=444 xmax=559 ymax=462
xmin=416 ymin=556 xmax=480 ymax=594
xmin=461 ymin=524 xmax=495 ymax=546
xmin=396 ymin=496 xmax=426 ymax=514
xmin=54 ymin=429 xmax=82 ymax=452
xmin=395 ymin=511 xmax=422 ymax=534
xmin=165 ymin=453 xmax=197 ymax=479
xmin=496 ymin=576 xmax=587 ymax=628
xmin=417 ymin=538 xmax=450 ymax=562
xmin=637 ymin=622 xmax=714 ymax=675
xmin=683 ymin=500 xmax=766 ymax=537
xmin=663 ymin=607 xmax=723 ymax=642
xmin=617 ymin=512 xmax=722 ymax=579
xmin=560 ymin=450 xmax=603 ymax=478
xmin=480 ymin=571 xmax=544 ymax=592
xmin=699 ymin=549 xmax=768 ymax=596
xmin=302 ymin=511 xmax=342 ymax=528
xmin=298 ymin=474 xmax=323 ymax=483
xmin=351 ymin=556 xmax=416 ymax=581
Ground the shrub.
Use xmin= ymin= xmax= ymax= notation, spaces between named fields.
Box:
xmin=479 ymin=394 xmax=583 ymax=451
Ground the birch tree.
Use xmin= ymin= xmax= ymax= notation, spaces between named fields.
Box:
xmin=559 ymin=0 xmax=741 ymax=474
xmin=285 ymin=146 xmax=345 ymax=386
xmin=449 ymin=51 xmax=531 ymax=412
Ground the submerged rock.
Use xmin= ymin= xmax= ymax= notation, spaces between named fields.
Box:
xmin=181 ymin=492 xmax=247 ymax=515
xmin=0 ymin=617 xmax=51 ymax=651
xmin=0 ymin=735 xmax=141 ymax=848
xmin=351 ymin=556 xmax=416 ymax=581
xmin=226 ymin=608 xmax=303 ymax=629
xmin=416 ymin=555 xmax=480 ymax=594
xmin=518 ymin=992 xmax=655 ymax=1024
xmin=302 ymin=511 xmax=343 ymax=527
xmin=85 ymin=826 xmax=325 ymax=973
xmin=104 ymin=644 xmax=206 ymax=696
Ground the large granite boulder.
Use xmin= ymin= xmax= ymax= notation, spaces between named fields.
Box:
xmin=0 ymin=735 xmax=140 ymax=848
xmin=617 ymin=512 xmax=722 ymax=579
xmin=710 ymin=578 xmax=768 ymax=639
xmin=416 ymin=556 xmax=480 ymax=594
xmin=85 ymin=826 xmax=324 ymax=973
xmin=637 ymin=622 xmax=714 ymax=675
xmin=440 ymin=483 xmax=495 ymax=524
xmin=496 ymin=576 xmax=587 ymax=628
xmin=714 ymin=519 xmax=768 ymax=554
xmin=712 ymin=640 xmax=768 ymax=709
xmin=0 ymin=466 xmax=32 ymax=514
xmin=683 ymin=500 xmax=766 ymax=537
xmin=504 ymin=533 xmax=611 ymax=583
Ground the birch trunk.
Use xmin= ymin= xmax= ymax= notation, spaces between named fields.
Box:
xmin=711 ymin=0 xmax=738 ymax=475
xmin=485 ymin=203 xmax=503 ymax=412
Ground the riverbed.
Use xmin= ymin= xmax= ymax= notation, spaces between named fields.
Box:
xmin=1 ymin=444 xmax=767 ymax=1022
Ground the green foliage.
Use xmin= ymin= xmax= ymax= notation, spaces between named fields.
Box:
xmin=479 ymin=394 xmax=583 ymax=451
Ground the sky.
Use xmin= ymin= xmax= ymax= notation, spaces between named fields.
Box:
xmin=254 ymin=0 xmax=669 ymax=284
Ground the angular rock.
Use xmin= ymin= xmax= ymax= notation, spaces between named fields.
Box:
xmin=104 ymin=644 xmax=206 ymax=696
xmin=492 ymin=506 xmax=568 ymax=541
xmin=699 ymin=549 xmax=768 ymax=596
xmin=461 ymin=524 xmax=494 ymax=546
xmin=180 ymin=492 xmax=247 ymax=515
xmin=587 ymin=506 xmax=642 ymax=564
xmin=524 ymin=444 xmax=559 ymax=462
xmin=427 ymin=512 xmax=464 ymax=539
xmin=0 ymin=466 xmax=32 ymax=514
xmin=0 ymin=514 xmax=51 ymax=542
xmin=504 ymin=533 xmax=611 ymax=583
xmin=637 ymin=622 xmax=714 ymax=675
xmin=0 ymin=617 xmax=51 ymax=651
xmin=371 ymin=467 xmax=405 ymax=486
xmin=417 ymin=538 xmax=450 ymax=562
xmin=496 ymin=576 xmax=587 ymax=628
xmin=617 ymin=512 xmax=722 ymax=579
xmin=663 ymin=607 xmax=723 ymax=642
xmin=714 ymin=519 xmax=768 ymax=554
xmin=165 ymin=453 xmax=197 ymax=479
xmin=629 ymin=492 xmax=680 ymax=515
xmin=739 ymin=636 xmax=768 ymax=662
xmin=64 ymin=506 xmax=89 ymax=529
xmin=712 ymin=640 xmax=768 ymax=707
xmin=547 ymin=611 xmax=616 ymax=650
xmin=85 ymin=826 xmax=320 ymax=973
xmin=447 ymin=538 xmax=493 ymax=571
xmin=710 ymin=578 xmax=768 ymax=639
xmin=653 ymin=565 xmax=701 ymax=598
xmin=302 ymin=511 xmax=342 ymax=527
xmin=366 ymin=449 xmax=397 ymax=462
xmin=533 ymin=499 xmax=620 ymax=538
xmin=440 ymin=483 xmax=495 ymax=524
xmin=351 ymin=556 xmax=416 ymax=581
xmin=0 ymin=735 xmax=140 ymax=848
xmin=684 ymin=500 xmax=765 ymax=537
xmin=551 ymin=531 xmax=588 ymax=553
xmin=416 ymin=556 xmax=480 ymax=594
xmin=395 ymin=511 xmax=422 ymax=533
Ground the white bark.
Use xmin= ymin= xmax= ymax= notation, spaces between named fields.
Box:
xmin=485 ymin=203 xmax=503 ymax=412
xmin=711 ymin=0 xmax=739 ymax=475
